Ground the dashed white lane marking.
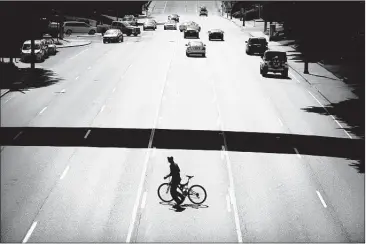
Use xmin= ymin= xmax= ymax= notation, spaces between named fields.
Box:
xmin=84 ymin=129 xmax=91 ymax=139
xmin=307 ymin=91 xmax=352 ymax=139
xmin=39 ymin=107 xmax=47 ymax=115
xmin=22 ymin=221 xmax=37 ymax=243
xmin=278 ymin=118 xmax=283 ymax=127
xmin=141 ymin=191 xmax=147 ymax=209
xmin=316 ymin=190 xmax=327 ymax=208
xmin=4 ymin=96 xmax=14 ymax=103
xmin=294 ymin=147 xmax=302 ymax=159
xmin=226 ymin=194 xmax=231 ymax=212
xmin=13 ymin=131 xmax=23 ymax=140
xmin=112 ymin=87 xmax=116 ymax=93
xmin=87 ymin=66 xmax=91 ymax=70
xmin=70 ymin=48 xmax=89 ymax=60
xmin=60 ymin=165 xmax=70 ymax=180
xmin=60 ymin=89 xmax=66 ymax=93
xmin=100 ymin=105 xmax=105 ymax=113
xmin=222 ymin=146 xmax=243 ymax=243
xmin=75 ymin=76 xmax=79 ymax=80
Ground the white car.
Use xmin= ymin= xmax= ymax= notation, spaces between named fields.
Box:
xmin=185 ymin=41 xmax=206 ymax=57
xmin=63 ymin=21 xmax=97 ymax=35
xmin=164 ymin=20 xmax=177 ymax=30
xmin=20 ymin=40 xmax=46 ymax=62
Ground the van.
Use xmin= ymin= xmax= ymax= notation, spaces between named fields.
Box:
xmin=63 ymin=21 xmax=97 ymax=35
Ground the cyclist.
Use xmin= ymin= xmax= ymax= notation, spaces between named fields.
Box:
xmin=164 ymin=156 xmax=184 ymax=207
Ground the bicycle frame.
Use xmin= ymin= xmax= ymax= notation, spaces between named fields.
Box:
xmin=166 ymin=176 xmax=192 ymax=196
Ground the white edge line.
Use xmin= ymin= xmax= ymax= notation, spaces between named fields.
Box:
xmin=223 ymin=147 xmax=243 ymax=243
xmin=126 ymin=149 xmax=151 ymax=243
xmin=13 ymin=131 xmax=23 ymax=140
xmin=316 ymin=190 xmax=327 ymax=208
xmin=39 ymin=107 xmax=47 ymax=115
xmin=141 ymin=191 xmax=147 ymax=209
xmin=60 ymin=165 xmax=70 ymax=180
xmin=278 ymin=117 xmax=283 ymax=127
xmin=294 ymin=147 xmax=302 ymax=159
xmin=84 ymin=129 xmax=91 ymax=139
xmin=290 ymin=73 xmax=301 ymax=83
xmin=226 ymin=194 xmax=232 ymax=212
xmin=308 ymin=90 xmax=324 ymax=108
xmin=22 ymin=221 xmax=37 ymax=243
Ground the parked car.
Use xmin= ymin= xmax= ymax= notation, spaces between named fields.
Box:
xmin=246 ymin=37 xmax=268 ymax=55
xmin=103 ymin=29 xmax=124 ymax=43
xmin=164 ymin=20 xmax=177 ymax=30
xmin=111 ymin=21 xmax=141 ymax=36
xmin=42 ymin=34 xmax=57 ymax=55
xmin=168 ymin=14 xmax=180 ymax=22
xmin=185 ymin=41 xmax=206 ymax=57
xmin=184 ymin=27 xmax=199 ymax=39
xmin=260 ymin=50 xmax=288 ymax=77
xmin=199 ymin=6 xmax=208 ymax=16
xmin=122 ymin=15 xmax=138 ymax=26
xmin=208 ymin=29 xmax=224 ymax=41
xmin=143 ymin=20 xmax=157 ymax=30
xmin=63 ymin=21 xmax=97 ymax=35
xmin=20 ymin=40 xmax=46 ymax=62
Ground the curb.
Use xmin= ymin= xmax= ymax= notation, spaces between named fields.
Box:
xmin=56 ymin=41 xmax=92 ymax=49
xmin=1 ymin=89 xmax=10 ymax=97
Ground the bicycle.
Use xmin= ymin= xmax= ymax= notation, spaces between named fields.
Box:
xmin=157 ymin=175 xmax=207 ymax=205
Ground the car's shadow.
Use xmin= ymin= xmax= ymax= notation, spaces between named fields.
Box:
xmin=263 ymin=73 xmax=292 ymax=80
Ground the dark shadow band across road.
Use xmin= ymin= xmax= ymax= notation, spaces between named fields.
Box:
xmin=0 ymin=127 xmax=364 ymax=173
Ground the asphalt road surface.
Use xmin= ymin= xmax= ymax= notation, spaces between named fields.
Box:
xmin=1 ymin=1 xmax=364 ymax=243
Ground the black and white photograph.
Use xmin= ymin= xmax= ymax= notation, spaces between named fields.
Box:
xmin=0 ymin=0 xmax=365 ymax=243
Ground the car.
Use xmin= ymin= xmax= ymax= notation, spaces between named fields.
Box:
xmin=189 ymin=21 xmax=201 ymax=32
xmin=199 ymin=6 xmax=208 ymax=16
xmin=184 ymin=27 xmax=199 ymax=39
xmin=143 ymin=20 xmax=157 ymax=30
xmin=103 ymin=29 xmax=123 ymax=43
xmin=246 ymin=37 xmax=268 ymax=55
xmin=179 ymin=21 xmax=192 ymax=32
xmin=63 ymin=21 xmax=97 ymax=35
xmin=185 ymin=41 xmax=206 ymax=57
xmin=42 ymin=34 xmax=57 ymax=55
xmin=260 ymin=50 xmax=288 ymax=77
xmin=208 ymin=29 xmax=224 ymax=41
xmin=168 ymin=14 xmax=180 ymax=22
xmin=122 ymin=15 xmax=138 ymax=26
xmin=164 ymin=20 xmax=177 ymax=30
xmin=111 ymin=21 xmax=141 ymax=36
xmin=20 ymin=40 xmax=46 ymax=62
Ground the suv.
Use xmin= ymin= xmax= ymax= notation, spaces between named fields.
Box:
xmin=246 ymin=37 xmax=268 ymax=55
xmin=63 ymin=21 xmax=97 ymax=35
xmin=111 ymin=21 xmax=141 ymax=36
xmin=260 ymin=51 xmax=288 ymax=77
xmin=199 ymin=7 xmax=208 ymax=16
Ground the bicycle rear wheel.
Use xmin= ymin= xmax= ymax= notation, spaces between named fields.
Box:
xmin=157 ymin=183 xmax=173 ymax=202
xmin=188 ymin=184 xmax=207 ymax=204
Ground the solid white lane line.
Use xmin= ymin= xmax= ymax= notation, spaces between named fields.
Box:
xmin=163 ymin=1 xmax=168 ymax=13
xmin=60 ymin=165 xmax=70 ymax=180
xmin=294 ymin=147 xmax=302 ymax=159
xmin=226 ymin=194 xmax=231 ymax=212
xmin=22 ymin=221 xmax=37 ymax=243
xmin=308 ymin=91 xmax=352 ymax=139
xmin=278 ymin=117 xmax=283 ymax=127
xmin=141 ymin=191 xmax=147 ymax=209
xmin=75 ymin=76 xmax=79 ymax=80
xmin=84 ymin=130 xmax=91 ymax=139
xmin=126 ymin=149 xmax=151 ymax=243
xmin=223 ymin=146 xmax=243 ymax=243
xmin=39 ymin=107 xmax=47 ymax=115
xmin=290 ymin=73 xmax=301 ymax=83
xmin=13 ymin=131 xmax=23 ymax=140
xmin=151 ymin=147 xmax=156 ymax=157
xmin=316 ymin=191 xmax=327 ymax=208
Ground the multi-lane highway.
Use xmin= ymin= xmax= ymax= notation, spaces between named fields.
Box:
xmin=1 ymin=1 xmax=364 ymax=242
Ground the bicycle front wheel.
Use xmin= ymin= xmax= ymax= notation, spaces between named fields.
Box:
xmin=157 ymin=183 xmax=173 ymax=202
xmin=188 ymin=184 xmax=207 ymax=204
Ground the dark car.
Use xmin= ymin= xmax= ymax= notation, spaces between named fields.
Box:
xmin=169 ymin=14 xmax=180 ymax=22
xmin=199 ymin=6 xmax=208 ymax=16
xmin=246 ymin=37 xmax=268 ymax=55
xmin=184 ymin=27 xmax=200 ymax=39
xmin=103 ymin=29 xmax=123 ymax=43
xmin=208 ymin=29 xmax=224 ymax=41
xmin=260 ymin=50 xmax=288 ymax=77
xmin=111 ymin=21 xmax=141 ymax=36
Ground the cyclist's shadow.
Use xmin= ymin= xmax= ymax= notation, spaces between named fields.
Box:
xmin=159 ymin=202 xmax=209 ymax=212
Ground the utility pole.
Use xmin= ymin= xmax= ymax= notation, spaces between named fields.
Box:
xmin=30 ymin=14 xmax=35 ymax=69
xmin=242 ymin=8 xmax=245 ymax=26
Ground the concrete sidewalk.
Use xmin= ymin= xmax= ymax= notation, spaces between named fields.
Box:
xmin=225 ymin=16 xmax=359 ymax=105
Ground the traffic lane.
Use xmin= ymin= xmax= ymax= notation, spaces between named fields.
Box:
xmin=135 ymin=150 xmax=237 ymax=242
xmin=0 ymin=146 xmax=76 ymax=242
xmin=164 ymin=0 xmax=188 ymax=15
xmin=26 ymin=148 xmax=145 ymax=242
xmin=230 ymin=152 xmax=351 ymax=242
